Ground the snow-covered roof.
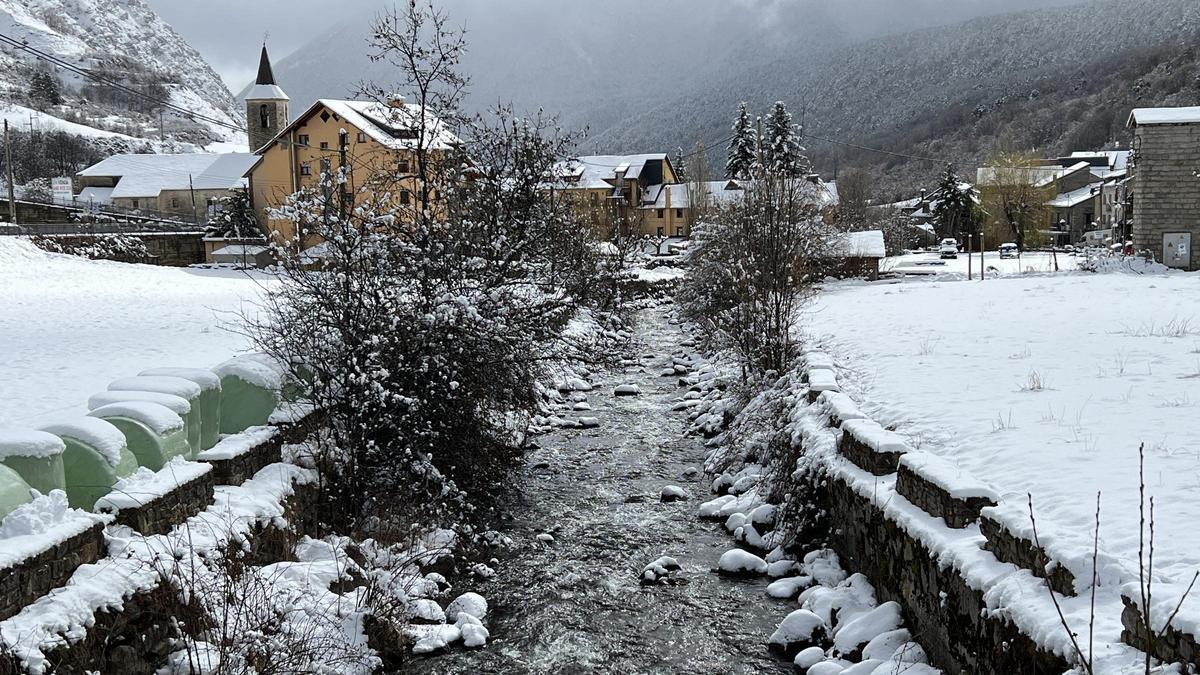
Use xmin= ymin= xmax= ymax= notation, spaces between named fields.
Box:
xmin=262 ymin=99 xmax=461 ymax=155
xmin=246 ymin=84 xmax=289 ymax=101
xmin=75 ymin=187 xmax=113 ymax=204
xmin=976 ymin=165 xmax=1064 ymax=187
xmin=830 ymin=230 xmax=886 ymax=259
xmin=1128 ymin=106 xmax=1200 ymax=126
xmin=1046 ymin=182 xmax=1102 ymax=208
xmin=79 ymin=153 xmax=257 ymax=199
xmin=555 ymin=154 xmax=669 ymax=190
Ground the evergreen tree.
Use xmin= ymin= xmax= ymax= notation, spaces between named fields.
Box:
xmin=762 ymin=101 xmax=809 ymax=179
xmin=205 ymin=188 xmax=261 ymax=239
xmin=28 ymin=71 xmax=62 ymax=109
xmin=726 ymin=102 xmax=757 ymax=180
xmin=931 ymin=164 xmax=979 ymax=240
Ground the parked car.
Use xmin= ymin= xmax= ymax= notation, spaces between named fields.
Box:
xmin=938 ymin=238 xmax=959 ymax=259
xmin=999 ymin=243 xmax=1019 ymax=259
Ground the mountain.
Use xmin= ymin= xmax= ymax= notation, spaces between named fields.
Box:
xmin=268 ymin=0 xmax=1199 ymax=198
xmin=0 ymin=0 xmax=244 ymax=152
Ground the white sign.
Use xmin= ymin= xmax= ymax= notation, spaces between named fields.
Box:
xmin=51 ymin=177 xmax=73 ymax=202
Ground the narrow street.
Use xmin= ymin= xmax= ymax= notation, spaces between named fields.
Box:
xmin=412 ymin=307 xmax=790 ymax=674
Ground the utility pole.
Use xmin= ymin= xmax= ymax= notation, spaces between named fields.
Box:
xmin=188 ymin=173 xmax=197 ymax=225
xmin=159 ymin=109 xmax=164 ymax=143
xmin=4 ymin=120 xmax=16 ymax=227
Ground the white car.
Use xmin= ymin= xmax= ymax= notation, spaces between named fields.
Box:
xmin=999 ymin=243 xmax=1018 ymax=259
xmin=938 ymin=238 xmax=959 ymax=259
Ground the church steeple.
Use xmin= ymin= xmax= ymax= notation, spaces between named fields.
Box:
xmin=245 ymin=44 xmax=289 ymax=153
xmin=256 ymin=44 xmax=277 ymax=86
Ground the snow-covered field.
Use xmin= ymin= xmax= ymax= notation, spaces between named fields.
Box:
xmin=0 ymin=238 xmax=270 ymax=428
xmin=810 ymin=267 xmax=1200 ymax=669
xmin=887 ymin=250 xmax=1081 ymax=277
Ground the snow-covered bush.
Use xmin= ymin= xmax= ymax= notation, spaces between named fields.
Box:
xmin=30 ymin=233 xmax=150 ymax=262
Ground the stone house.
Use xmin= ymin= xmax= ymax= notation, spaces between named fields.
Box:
xmin=1127 ymin=107 xmax=1200 ymax=270
xmin=76 ymin=153 xmax=258 ymax=221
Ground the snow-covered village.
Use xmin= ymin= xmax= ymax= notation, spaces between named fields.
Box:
xmin=0 ymin=0 xmax=1199 ymax=673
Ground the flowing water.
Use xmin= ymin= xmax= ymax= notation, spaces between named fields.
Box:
xmin=411 ymin=309 xmax=791 ymax=674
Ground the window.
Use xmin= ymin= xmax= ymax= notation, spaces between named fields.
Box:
xmin=675 ymin=227 xmax=685 ymax=237
xmin=319 ymin=141 xmax=330 ymax=150
xmin=131 ymin=199 xmax=140 ymax=209
xmin=298 ymin=134 xmax=310 ymax=146
xmin=170 ymin=197 xmax=180 ymax=209
xmin=675 ymin=208 xmax=684 ymax=219
xmin=656 ymin=209 xmax=665 ymax=219
xmin=399 ymin=190 xmax=411 ymax=206
xmin=259 ymin=104 xmax=270 ymax=129
xmin=656 ymin=227 xmax=664 ymax=237
xmin=357 ymin=132 xmax=368 ymax=143
xmin=300 ymin=163 xmax=312 ymax=176
xmin=590 ymin=193 xmax=598 ymax=205
xmin=398 ymin=159 xmax=410 ymax=174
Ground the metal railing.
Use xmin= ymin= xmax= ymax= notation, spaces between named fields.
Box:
xmin=2 ymin=195 xmax=206 ymax=234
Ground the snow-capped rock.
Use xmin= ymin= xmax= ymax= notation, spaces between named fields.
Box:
xmin=717 ymin=548 xmax=768 ymax=576
xmin=660 ymin=485 xmax=687 ymax=502
xmin=769 ymin=608 xmax=827 ymax=654
xmin=445 ymin=592 xmax=488 ymax=621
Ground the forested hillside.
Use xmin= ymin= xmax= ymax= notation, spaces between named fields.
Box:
xmin=271 ymin=0 xmax=1199 ymax=199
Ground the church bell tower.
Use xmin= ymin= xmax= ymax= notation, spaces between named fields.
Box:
xmin=245 ymin=45 xmax=289 ymax=153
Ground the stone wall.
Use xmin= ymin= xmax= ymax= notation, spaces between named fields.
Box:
xmin=895 ymin=463 xmax=996 ymax=529
xmin=106 ymin=469 xmax=216 ymax=537
xmin=1131 ymin=123 xmax=1200 ymax=270
xmin=35 ymin=233 xmax=207 ymax=267
xmin=821 ymin=474 xmax=1073 ymax=674
xmin=0 ymin=522 xmax=106 ymax=622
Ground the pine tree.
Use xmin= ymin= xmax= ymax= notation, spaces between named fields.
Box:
xmin=762 ymin=101 xmax=809 ymax=179
xmin=205 ymin=188 xmax=260 ymax=239
xmin=931 ymin=164 xmax=979 ymax=240
xmin=726 ymin=102 xmax=757 ymax=180
xmin=28 ymin=71 xmax=62 ymax=109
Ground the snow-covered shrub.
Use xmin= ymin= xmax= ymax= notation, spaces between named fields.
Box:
xmin=30 ymin=233 xmax=150 ymax=262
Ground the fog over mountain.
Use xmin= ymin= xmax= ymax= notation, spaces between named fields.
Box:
xmin=231 ymin=0 xmax=1199 ymax=195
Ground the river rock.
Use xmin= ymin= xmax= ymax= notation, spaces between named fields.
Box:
xmin=614 ymin=384 xmax=641 ymax=396
xmin=445 ymin=592 xmax=489 ymax=622
xmin=641 ymin=555 xmax=682 ymax=585
xmin=769 ymin=608 xmax=827 ymax=655
xmin=660 ymin=485 xmax=687 ymax=502
xmin=717 ymin=548 xmax=768 ymax=576
xmin=579 ymin=417 xmax=600 ymax=429
xmin=457 ymin=612 xmax=490 ymax=648
xmin=411 ymin=598 xmax=446 ymax=624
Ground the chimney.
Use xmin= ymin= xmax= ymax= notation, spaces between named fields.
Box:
xmin=919 ymin=188 xmax=927 ymax=201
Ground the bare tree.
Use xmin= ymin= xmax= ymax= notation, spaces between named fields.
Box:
xmin=836 ymin=168 xmax=872 ymax=229
xmin=679 ymin=164 xmax=835 ymax=378
xmin=980 ymin=150 xmax=1053 ymax=252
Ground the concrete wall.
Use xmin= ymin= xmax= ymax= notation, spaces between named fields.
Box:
xmin=1131 ymin=123 xmax=1200 ymax=270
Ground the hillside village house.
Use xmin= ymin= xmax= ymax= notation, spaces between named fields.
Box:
xmin=243 ymin=48 xmax=461 ymax=246
xmin=75 ymin=153 xmax=258 ymax=221
xmin=976 ymin=150 xmax=1129 ymax=247
xmin=554 ymin=154 xmax=838 ymax=238
xmin=1127 ymin=106 xmax=1200 ymax=270
xmin=554 ymin=154 xmax=689 ymax=237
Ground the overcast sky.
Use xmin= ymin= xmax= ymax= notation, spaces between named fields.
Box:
xmin=146 ymin=0 xmax=335 ymax=91
xmin=148 ymin=0 xmax=1086 ymax=93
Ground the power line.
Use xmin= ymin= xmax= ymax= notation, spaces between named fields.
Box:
xmin=0 ymin=31 xmax=247 ymax=135
xmin=802 ymin=132 xmax=948 ymax=165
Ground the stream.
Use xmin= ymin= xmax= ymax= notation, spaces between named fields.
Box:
xmin=411 ymin=308 xmax=791 ymax=674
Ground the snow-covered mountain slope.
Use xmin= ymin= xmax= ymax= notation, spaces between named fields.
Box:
xmin=0 ymin=0 xmax=245 ymax=148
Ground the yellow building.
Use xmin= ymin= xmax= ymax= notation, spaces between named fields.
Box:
xmin=554 ymin=154 xmax=690 ymax=237
xmin=244 ymin=48 xmax=460 ymax=246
